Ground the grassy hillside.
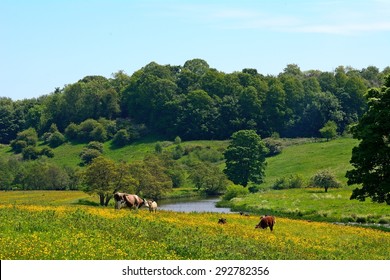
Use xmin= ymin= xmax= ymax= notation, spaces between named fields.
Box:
xmin=264 ymin=137 xmax=358 ymax=187
xmin=224 ymin=137 xmax=390 ymax=225
xmin=0 ymin=192 xmax=389 ymax=260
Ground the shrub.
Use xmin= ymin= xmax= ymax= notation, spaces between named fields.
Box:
xmin=154 ymin=142 xmax=163 ymax=154
xmin=195 ymin=148 xmax=224 ymax=163
xmin=48 ymin=131 xmax=66 ymax=148
xmin=22 ymin=146 xmax=40 ymax=160
xmin=189 ymin=162 xmax=227 ymax=195
xmin=167 ymin=169 xmax=186 ymax=188
xmin=79 ymin=149 xmax=102 ymax=165
xmin=40 ymin=147 xmax=54 ymax=158
xmin=90 ymin=125 xmax=107 ymax=142
xmin=223 ymin=184 xmax=249 ymax=201
xmin=172 ymin=145 xmax=184 ymax=160
xmin=112 ymin=129 xmax=129 ymax=147
xmin=310 ymin=170 xmax=341 ymax=192
xmin=273 ymin=174 xmax=305 ymax=190
xmin=263 ymin=138 xmax=283 ymax=157
xmin=10 ymin=128 xmax=38 ymax=153
xmin=86 ymin=141 xmax=104 ymax=153
xmin=10 ymin=140 xmax=27 ymax=154
xmin=65 ymin=123 xmax=79 ymax=140
xmin=174 ymin=136 xmax=182 ymax=144
xmin=248 ymin=185 xmax=260 ymax=193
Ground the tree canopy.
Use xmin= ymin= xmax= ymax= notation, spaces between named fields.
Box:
xmin=223 ymin=130 xmax=268 ymax=187
xmin=2 ymin=60 xmax=387 ymax=146
xmin=346 ymin=75 xmax=390 ymax=204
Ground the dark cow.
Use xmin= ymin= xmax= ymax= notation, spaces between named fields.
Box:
xmin=218 ymin=218 xmax=227 ymax=224
xmin=255 ymin=215 xmax=276 ymax=231
xmin=114 ymin=192 xmax=149 ymax=210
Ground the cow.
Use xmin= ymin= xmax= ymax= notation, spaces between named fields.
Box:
xmin=218 ymin=218 xmax=227 ymax=224
xmin=113 ymin=192 xmax=149 ymax=210
xmin=255 ymin=215 xmax=276 ymax=231
xmin=147 ymin=200 xmax=158 ymax=213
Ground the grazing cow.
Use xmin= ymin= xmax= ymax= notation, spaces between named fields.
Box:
xmin=218 ymin=218 xmax=227 ymax=224
xmin=147 ymin=200 xmax=158 ymax=213
xmin=113 ymin=192 xmax=149 ymax=210
xmin=255 ymin=215 xmax=276 ymax=231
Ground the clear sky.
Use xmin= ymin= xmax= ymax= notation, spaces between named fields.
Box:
xmin=1 ymin=0 xmax=390 ymax=100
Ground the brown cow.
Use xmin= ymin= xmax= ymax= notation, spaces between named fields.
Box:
xmin=255 ymin=215 xmax=276 ymax=231
xmin=114 ymin=192 xmax=149 ymax=210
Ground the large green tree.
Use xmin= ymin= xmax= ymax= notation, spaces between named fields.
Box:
xmin=81 ymin=156 xmax=135 ymax=206
xmin=223 ymin=130 xmax=268 ymax=187
xmin=346 ymin=76 xmax=390 ymax=204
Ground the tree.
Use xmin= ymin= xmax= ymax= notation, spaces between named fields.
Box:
xmin=319 ymin=121 xmax=337 ymax=141
xmin=223 ymin=130 xmax=268 ymax=187
xmin=81 ymin=156 xmax=134 ymax=206
xmin=189 ymin=162 xmax=227 ymax=195
xmin=346 ymin=76 xmax=390 ymax=204
xmin=310 ymin=170 xmax=341 ymax=192
xmin=128 ymin=155 xmax=172 ymax=199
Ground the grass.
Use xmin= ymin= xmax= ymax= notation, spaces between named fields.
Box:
xmin=264 ymin=137 xmax=359 ymax=187
xmin=0 ymin=200 xmax=389 ymax=260
xmin=223 ymin=137 xmax=390 ymax=225
xmin=224 ymin=188 xmax=390 ymax=225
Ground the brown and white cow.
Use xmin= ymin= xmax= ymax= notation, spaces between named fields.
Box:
xmin=114 ymin=192 xmax=149 ymax=210
xmin=255 ymin=215 xmax=276 ymax=231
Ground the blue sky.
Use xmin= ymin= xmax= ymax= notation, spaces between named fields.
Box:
xmin=1 ymin=0 xmax=390 ymax=100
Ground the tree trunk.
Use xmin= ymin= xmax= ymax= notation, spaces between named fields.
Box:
xmin=104 ymin=194 xmax=112 ymax=207
xmin=99 ymin=194 xmax=105 ymax=206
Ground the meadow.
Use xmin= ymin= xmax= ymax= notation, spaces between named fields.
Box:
xmin=0 ymin=191 xmax=389 ymax=260
xmin=222 ymin=137 xmax=390 ymax=225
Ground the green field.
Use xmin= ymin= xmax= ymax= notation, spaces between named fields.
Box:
xmin=223 ymin=137 xmax=390 ymax=225
xmin=0 ymin=191 xmax=389 ymax=260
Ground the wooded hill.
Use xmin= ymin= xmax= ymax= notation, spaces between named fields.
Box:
xmin=1 ymin=60 xmax=389 ymax=194
xmin=1 ymin=59 xmax=389 ymax=145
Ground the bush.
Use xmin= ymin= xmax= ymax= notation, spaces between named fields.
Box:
xmin=272 ymin=174 xmax=305 ymax=190
xmin=48 ymin=131 xmax=66 ymax=148
xmin=40 ymin=147 xmax=54 ymax=158
xmin=189 ymin=162 xmax=227 ymax=195
xmin=79 ymin=149 xmax=102 ymax=165
xmin=10 ymin=128 xmax=38 ymax=153
xmin=65 ymin=123 xmax=79 ymax=140
xmin=174 ymin=136 xmax=182 ymax=144
xmin=263 ymin=138 xmax=283 ymax=157
xmin=22 ymin=146 xmax=40 ymax=160
xmin=112 ymin=129 xmax=129 ymax=147
xmin=154 ymin=142 xmax=163 ymax=154
xmin=86 ymin=141 xmax=104 ymax=153
xmin=222 ymin=184 xmax=249 ymax=201
xmin=248 ymin=185 xmax=260 ymax=193
xmin=195 ymin=148 xmax=224 ymax=163
xmin=10 ymin=140 xmax=27 ymax=153
xmin=172 ymin=145 xmax=184 ymax=160
xmin=167 ymin=169 xmax=186 ymax=188
xmin=310 ymin=170 xmax=341 ymax=192
xmin=90 ymin=125 xmax=107 ymax=142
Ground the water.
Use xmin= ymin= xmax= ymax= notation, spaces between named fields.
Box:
xmin=158 ymin=197 xmax=234 ymax=213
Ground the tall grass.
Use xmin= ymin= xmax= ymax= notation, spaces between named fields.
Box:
xmin=0 ymin=204 xmax=389 ymax=260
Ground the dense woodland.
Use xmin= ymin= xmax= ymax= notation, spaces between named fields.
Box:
xmin=1 ymin=59 xmax=389 ymax=144
xmin=1 ymin=59 xmax=389 ymax=195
